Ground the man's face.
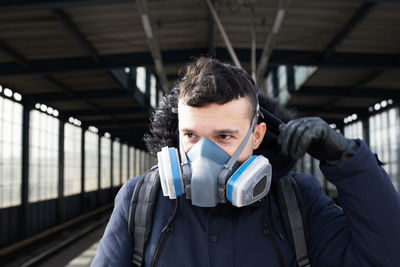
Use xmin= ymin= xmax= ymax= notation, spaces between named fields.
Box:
xmin=178 ymin=97 xmax=266 ymax=163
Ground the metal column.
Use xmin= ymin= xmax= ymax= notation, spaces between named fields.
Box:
xmin=57 ymin=118 xmax=65 ymax=223
xmin=20 ymin=102 xmax=32 ymax=239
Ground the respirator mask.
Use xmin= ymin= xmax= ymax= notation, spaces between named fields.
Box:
xmin=157 ymin=101 xmax=272 ymax=207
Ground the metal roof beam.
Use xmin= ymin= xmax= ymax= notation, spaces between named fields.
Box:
xmin=98 ymin=123 xmax=149 ymax=131
xmin=314 ymin=1 xmax=385 ymax=113
xmin=322 ymin=70 xmax=384 ymax=111
xmin=136 ymin=0 xmax=169 ymax=93
xmin=256 ymin=0 xmax=291 ymax=85
xmin=0 ymin=48 xmax=208 ymax=76
xmin=205 ymin=0 xmax=242 ymax=69
xmin=207 ymin=0 xmax=216 ymax=57
xmin=294 ymin=86 xmax=400 ymax=99
xmin=108 ymin=129 xmax=147 ymax=135
xmin=290 ymin=105 xmax=367 ymax=114
xmin=268 ymin=50 xmax=400 ymax=70
xmin=322 ymin=1 xmax=377 ymax=61
xmin=0 ymin=40 xmax=30 ymax=68
xmin=325 ymin=0 xmax=398 ymax=3
xmin=0 ymin=49 xmax=399 ymax=76
xmin=23 ymin=89 xmax=132 ymax=102
xmin=51 ymin=8 xmax=102 ymax=64
xmin=74 ymin=107 xmax=146 ymax=117
xmin=93 ymin=118 xmax=150 ymax=126
xmin=0 ymin=0 xmax=132 ymax=12
xmin=0 ymin=49 xmax=204 ymax=76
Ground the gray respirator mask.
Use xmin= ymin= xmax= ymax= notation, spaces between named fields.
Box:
xmin=157 ymin=103 xmax=272 ymax=207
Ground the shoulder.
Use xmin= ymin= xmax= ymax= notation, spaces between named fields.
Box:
xmin=112 ymin=174 xmax=144 ymax=215
xmin=290 ymin=172 xmax=334 ymax=212
xmin=116 ymin=176 xmax=141 ymax=202
xmin=90 ymin=174 xmax=146 ymax=267
xmin=291 ymin=172 xmax=322 ymax=196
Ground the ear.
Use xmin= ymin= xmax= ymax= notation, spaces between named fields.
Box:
xmin=253 ymin=122 xmax=267 ymax=150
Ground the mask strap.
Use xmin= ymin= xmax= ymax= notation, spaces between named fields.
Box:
xmin=217 ymin=113 xmax=257 ymax=187
xmin=174 ymin=106 xmax=191 ymax=184
xmin=179 ymin=139 xmax=189 ymax=172
xmin=179 ymin=137 xmax=191 ymax=196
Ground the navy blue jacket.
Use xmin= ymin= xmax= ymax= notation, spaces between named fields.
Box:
xmin=91 ymin=140 xmax=400 ymax=266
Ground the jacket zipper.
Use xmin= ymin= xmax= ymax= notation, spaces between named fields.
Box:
xmin=151 ymin=223 xmax=174 ymax=267
xmin=263 ymin=221 xmax=284 ymax=267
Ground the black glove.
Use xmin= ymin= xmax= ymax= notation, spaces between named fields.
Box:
xmin=278 ymin=117 xmax=355 ymax=162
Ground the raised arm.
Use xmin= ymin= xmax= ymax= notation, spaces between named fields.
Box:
xmin=279 ymin=117 xmax=400 ymax=266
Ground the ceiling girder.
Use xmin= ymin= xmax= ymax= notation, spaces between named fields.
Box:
xmin=51 ymin=8 xmax=103 ymax=64
xmin=294 ymin=86 xmax=400 ymax=99
xmin=290 ymin=105 xmax=367 ymax=115
xmin=322 ymin=1 xmax=378 ymax=61
xmin=322 ymin=70 xmax=385 ymax=111
xmin=0 ymin=0 xmax=132 ymax=12
xmin=0 ymin=49 xmax=399 ymax=77
xmin=73 ymin=107 xmax=146 ymax=117
xmin=136 ymin=0 xmax=169 ymax=93
xmin=24 ymin=89 xmax=132 ymax=102
xmin=255 ymin=0 xmax=291 ymax=85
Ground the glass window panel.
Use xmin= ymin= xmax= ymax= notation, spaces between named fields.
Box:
xmin=84 ymin=131 xmax=99 ymax=192
xmin=141 ymin=151 xmax=146 ymax=174
xmin=278 ymin=66 xmax=287 ymax=91
xmin=303 ymin=153 xmax=312 ymax=175
xmin=344 ymin=121 xmax=363 ymax=140
xmin=29 ymin=110 xmax=59 ymax=202
xmin=64 ymin=123 xmax=82 ymax=196
xmin=129 ymin=147 xmax=135 ymax=178
xmin=100 ymin=136 xmax=111 ymax=189
xmin=150 ymin=75 xmax=157 ymax=108
xmin=113 ymin=141 xmax=121 ymax=186
xmin=13 ymin=123 xmax=22 ymax=145
xmin=312 ymin=158 xmax=324 ymax=185
xmin=122 ymin=144 xmax=128 ymax=183
xmin=136 ymin=67 xmax=146 ymax=94
xmin=135 ymin=149 xmax=141 ymax=176
xmin=387 ymin=108 xmax=400 ymax=192
xmin=0 ymin=97 xmax=23 ymax=208
xmin=369 ymin=107 xmax=400 ymax=193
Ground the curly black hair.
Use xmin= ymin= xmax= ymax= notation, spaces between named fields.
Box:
xmin=144 ymin=88 xmax=179 ymax=155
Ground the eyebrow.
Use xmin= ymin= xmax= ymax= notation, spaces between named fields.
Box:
xmin=212 ymin=129 xmax=239 ymax=135
xmin=181 ymin=128 xmax=196 ymax=133
xmin=180 ymin=128 xmax=239 ymax=135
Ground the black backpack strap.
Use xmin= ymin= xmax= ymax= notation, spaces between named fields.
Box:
xmin=276 ymin=175 xmax=310 ymax=267
xmin=128 ymin=166 xmax=160 ymax=267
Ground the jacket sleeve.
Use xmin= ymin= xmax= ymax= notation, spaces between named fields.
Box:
xmin=90 ymin=176 xmax=140 ymax=267
xmin=295 ymin=140 xmax=400 ymax=267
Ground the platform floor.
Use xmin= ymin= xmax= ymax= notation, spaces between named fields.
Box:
xmin=36 ymin=223 xmax=106 ymax=267
xmin=65 ymin=241 xmax=99 ymax=267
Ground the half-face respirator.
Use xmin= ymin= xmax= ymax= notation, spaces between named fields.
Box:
xmin=157 ymin=104 xmax=272 ymax=207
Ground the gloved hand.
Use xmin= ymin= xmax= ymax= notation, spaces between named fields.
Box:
xmin=277 ymin=117 xmax=355 ymax=162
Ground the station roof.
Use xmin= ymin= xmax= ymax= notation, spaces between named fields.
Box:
xmin=0 ymin=0 xmax=399 ymax=148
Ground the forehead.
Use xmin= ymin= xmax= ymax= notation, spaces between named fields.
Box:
xmin=178 ymin=98 xmax=252 ymax=132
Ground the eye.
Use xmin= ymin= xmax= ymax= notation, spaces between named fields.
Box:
xmin=183 ymin=132 xmax=198 ymax=142
xmin=219 ymin=134 xmax=232 ymax=141
xmin=186 ymin=133 xmax=195 ymax=138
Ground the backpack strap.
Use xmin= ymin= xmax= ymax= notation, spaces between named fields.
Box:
xmin=276 ymin=175 xmax=310 ymax=267
xmin=128 ymin=166 xmax=160 ymax=267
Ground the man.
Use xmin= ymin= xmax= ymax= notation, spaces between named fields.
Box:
xmin=92 ymin=57 xmax=400 ymax=266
